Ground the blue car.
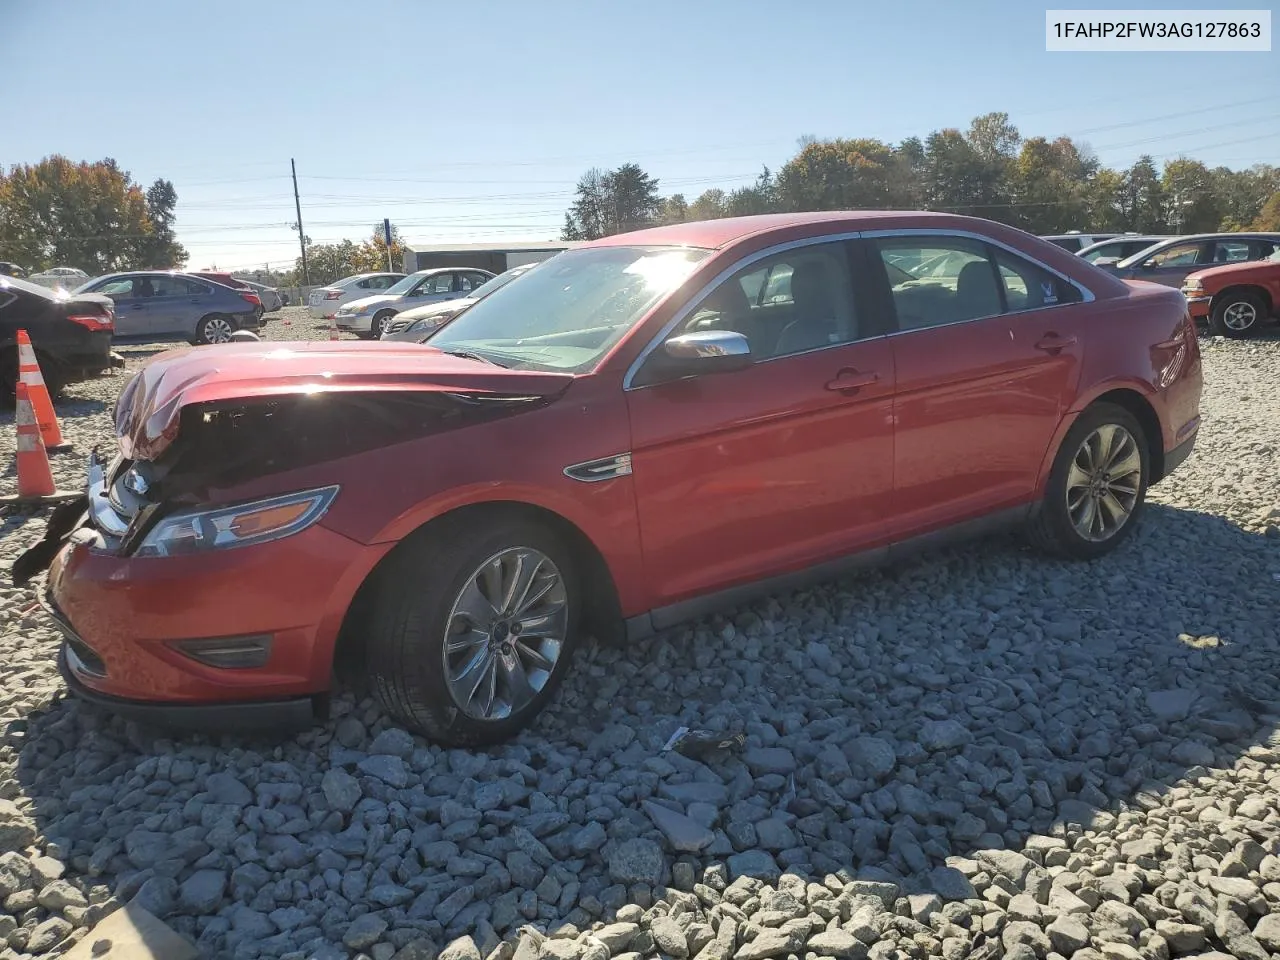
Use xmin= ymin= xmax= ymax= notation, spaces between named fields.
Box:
xmin=74 ymin=271 xmax=263 ymax=344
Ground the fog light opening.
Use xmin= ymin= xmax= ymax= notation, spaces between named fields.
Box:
xmin=174 ymin=635 xmax=274 ymax=669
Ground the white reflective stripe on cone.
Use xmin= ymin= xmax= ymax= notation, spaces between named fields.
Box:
xmin=16 ymin=433 xmax=39 ymax=453
xmin=16 ymin=344 xmax=38 ymax=364
xmin=19 ymin=371 xmax=45 ymax=385
xmin=15 ymin=403 xmax=37 ymax=428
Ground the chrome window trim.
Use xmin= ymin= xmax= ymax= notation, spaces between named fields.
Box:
xmin=622 ymin=231 xmax=864 ymax=391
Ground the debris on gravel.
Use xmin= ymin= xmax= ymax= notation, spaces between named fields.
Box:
xmin=0 ymin=320 xmax=1277 ymax=958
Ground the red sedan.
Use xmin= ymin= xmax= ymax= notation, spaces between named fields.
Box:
xmin=16 ymin=212 xmax=1203 ymax=746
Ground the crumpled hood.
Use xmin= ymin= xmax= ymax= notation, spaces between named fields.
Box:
xmin=114 ymin=340 xmax=574 ymax=461
xmin=338 ymin=293 xmax=399 ymax=312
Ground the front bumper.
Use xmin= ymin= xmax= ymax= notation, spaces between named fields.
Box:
xmin=16 ymin=455 xmax=385 ymax=731
xmin=334 ymin=313 xmax=373 ymax=332
xmin=1182 ymin=294 xmax=1211 ymax=319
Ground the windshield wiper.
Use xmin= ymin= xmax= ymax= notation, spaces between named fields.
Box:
xmin=442 ymin=349 xmax=505 ymax=367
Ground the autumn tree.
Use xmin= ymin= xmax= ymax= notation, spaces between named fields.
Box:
xmin=776 ymin=138 xmax=914 ymax=212
xmin=1252 ymin=191 xmax=1280 ymax=231
xmin=295 ymin=239 xmax=360 ymax=287
xmin=352 ymin=223 xmax=406 ymax=273
xmin=1162 ymin=158 xmax=1220 ymax=233
xmin=0 ymin=156 xmax=179 ymax=273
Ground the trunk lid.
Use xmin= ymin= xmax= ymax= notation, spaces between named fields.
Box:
xmin=114 ymin=340 xmax=575 ymax=461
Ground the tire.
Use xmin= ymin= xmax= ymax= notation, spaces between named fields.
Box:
xmin=365 ymin=513 xmax=580 ymax=746
xmin=1209 ymin=290 xmax=1265 ymax=338
xmin=362 ymin=311 xmax=394 ymax=341
xmin=1026 ymin=402 xmax=1150 ymax=561
xmin=195 ymin=314 xmax=236 ymax=345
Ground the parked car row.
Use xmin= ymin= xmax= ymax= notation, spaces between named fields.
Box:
xmin=1041 ymin=229 xmax=1280 ymax=339
xmin=332 ymin=268 xmax=496 ymax=338
xmin=73 ymin=271 xmax=266 ymax=345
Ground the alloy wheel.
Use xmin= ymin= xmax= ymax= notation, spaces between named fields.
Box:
xmin=1222 ymin=301 xmax=1257 ymax=331
xmin=203 ymin=316 xmax=234 ymax=344
xmin=1065 ymin=424 xmax=1143 ymax=542
xmin=442 ymin=547 xmax=568 ymax=721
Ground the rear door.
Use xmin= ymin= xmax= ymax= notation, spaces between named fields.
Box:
xmin=415 ymin=272 xmax=458 ymax=304
xmin=868 ymin=232 xmax=1086 ymax=535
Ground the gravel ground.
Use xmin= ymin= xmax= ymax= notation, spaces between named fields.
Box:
xmin=0 ymin=308 xmax=1277 ymax=960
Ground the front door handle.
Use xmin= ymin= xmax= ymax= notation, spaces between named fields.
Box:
xmin=1035 ymin=333 xmax=1077 ymax=353
xmin=825 ymin=369 xmax=880 ymax=393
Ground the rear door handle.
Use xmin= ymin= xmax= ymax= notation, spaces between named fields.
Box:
xmin=1035 ymin=333 xmax=1077 ymax=353
xmin=825 ymin=369 xmax=880 ymax=393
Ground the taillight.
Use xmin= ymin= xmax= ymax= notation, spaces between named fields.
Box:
xmin=324 ymin=290 xmax=342 ymax=300
xmin=67 ymin=313 xmax=114 ymax=333
xmin=240 ymin=293 xmax=262 ymax=307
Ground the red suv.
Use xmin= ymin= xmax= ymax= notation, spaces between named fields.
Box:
xmin=17 ymin=212 xmax=1202 ymax=745
xmin=1182 ymin=249 xmax=1280 ymax=338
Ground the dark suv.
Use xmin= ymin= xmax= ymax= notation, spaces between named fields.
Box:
xmin=0 ymin=275 xmax=119 ymax=396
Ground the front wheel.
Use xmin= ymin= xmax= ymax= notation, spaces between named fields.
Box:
xmin=365 ymin=514 xmax=580 ymax=746
xmin=1027 ymin=402 xmax=1150 ymax=560
xmin=195 ymin=313 xmax=236 ymax=345
xmin=365 ymin=311 xmax=394 ymax=340
xmin=1209 ymin=290 xmax=1265 ymax=338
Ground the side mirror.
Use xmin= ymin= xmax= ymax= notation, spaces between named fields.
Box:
xmin=1141 ymin=259 xmax=1158 ymax=270
xmin=661 ymin=330 xmax=752 ymax=375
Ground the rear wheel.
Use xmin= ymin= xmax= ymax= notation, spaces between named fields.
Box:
xmin=1209 ymin=290 xmax=1265 ymax=338
xmin=365 ymin=514 xmax=580 ymax=746
xmin=195 ymin=313 xmax=236 ymax=345
xmin=1027 ymin=402 xmax=1149 ymax=560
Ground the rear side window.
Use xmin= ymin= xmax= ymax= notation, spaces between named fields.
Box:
xmin=423 ymin=274 xmax=455 ymax=294
xmin=1212 ymin=241 xmax=1251 ymax=263
xmin=1046 ymin=237 xmax=1082 ymax=252
xmin=1148 ymin=242 xmax=1203 ymax=267
xmin=875 ymin=236 xmax=1081 ymax=331
xmin=183 ymin=279 xmax=212 ymax=295
xmin=993 ymin=249 xmax=1083 ymax=311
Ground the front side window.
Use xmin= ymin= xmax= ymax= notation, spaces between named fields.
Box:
xmin=95 ymin=278 xmax=135 ymax=296
xmin=1146 ymin=242 xmax=1203 ymax=267
xmin=384 ymin=273 xmax=426 ymax=295
xmin=673 ymin=242 xmax=859 ymax=360
xmin=417 ymin=273 xmax=455 ymax=295
xmin=428 ymin=245 xmax=708 ymax=373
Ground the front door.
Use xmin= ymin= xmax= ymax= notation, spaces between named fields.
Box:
xmin=625 ymin=239 xmax=897 ymax=608
xmin=867 ymin=234 xmax=1085 ymax=535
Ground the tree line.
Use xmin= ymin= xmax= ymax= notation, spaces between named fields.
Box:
xmin=0 ymin=157 xmax=185 ymax=273
xmin=561 ymin=112 xmax=1280 ymax=241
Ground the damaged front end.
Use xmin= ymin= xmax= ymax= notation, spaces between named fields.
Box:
xmin=13 ymin=384 xmax=559 ymax=585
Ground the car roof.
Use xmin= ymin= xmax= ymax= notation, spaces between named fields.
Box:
xmin=583 ymin=211 xmax=1037 ymax=251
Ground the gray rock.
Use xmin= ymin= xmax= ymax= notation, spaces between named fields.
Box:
xmin=439 ymin=936 xmax=482 ymax=960
xmin=571 ymin=821 xmax=607 ymax=856
xmin=595 ymin=922 xmax=639 ymax=952
xmin=0 ymin=800 xmax=36 ymax=853
xmin=977 ymin=849 xmax=1036 ymax=885
xmin=1156 ymin=920 xmax=1206 ymax=952
xmin=734 ymin=928 xmax=802 ymax=960
xmin=179 ymin=869 xmax=227 ymax=913
xmin=28 ymin=856 xmax=64 ymax=887
xmin=322 ymin=768 xmax=363 ymax=813
xmin=345 ymin=914 xmax=390 ymax=951
xmin=335 ymin=716 xmax=366 ymax=747
xmin=1253 ymin=914 xmax=1280 ymax=951
xmin=643 ymin=801 xmax=715 ymax=853
xmin=1046 ymin=917 xmax=1089 ymax=954
xmin=608 ymin=838 xmax=665 ymax=886
xmin=651 ymin=915 xmax=689 ymax=958
xmin=743 ymin=747 xmax=796 ymax=776
xmin=27 ymin=916 xmax=72 ymax=953
xmin=845 ymin=737 xmax=897 ymax=778
xmin=37 ymin=879 xmax=86 ymax=910
xmin=133 ymin=876 xmax=178 ymax=917
xmin=1147 ymin=688 xmax=1197 ymax=722
xmin=206 ymin=771 xmax=254 ymax=806
xmin=929 ymin=866 xmax=977 ymax=901
xmin=727 ymin=850 xmax=780 ymax=883
xmin=371 ymin=727 xmax=416 ymax=758
xmin=359 ymin=755 xmax=411 ymax=788
xmin=918 ymin=720 xmax=973 ymax=751
xmin=1170 ymin=740 xmax=1216 ymax=767
xmin=807 ymin=929 xmax=863 ymax=959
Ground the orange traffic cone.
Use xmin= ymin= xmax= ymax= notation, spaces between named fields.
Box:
xmin=16 ymin=331 xmax=72 ymax=453
xmin=0 ymin=382 xmax=78 ymax=506
xmin=329 ymin=317 xmax=339 ymax=341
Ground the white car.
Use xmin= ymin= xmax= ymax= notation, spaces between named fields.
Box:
xmin=28 ymin=266 xmax=90 ymax=293
xmin=334 ymin=267 xmax=494 ymax=338
xmin=307 ymin=272 xmax=405 ymax=319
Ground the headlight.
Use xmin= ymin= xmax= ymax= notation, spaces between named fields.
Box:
xmin=1183 ymin=278 xmax=1203 ymax=292
xmin=134 ymin=486 xmax=339 ymax=558
xmin=408 ymin=317 xmax=443 ymax=334
xmin=353 ymin=304 xmax=374 ymax=315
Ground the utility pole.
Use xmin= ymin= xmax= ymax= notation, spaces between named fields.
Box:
xmin=291 ymin=158 xmax=309 ymax=287
xmin=383 ymin=218 xmax=394 ymax=272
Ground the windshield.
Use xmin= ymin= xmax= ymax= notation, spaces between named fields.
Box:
xmin=383 ymin=273 xmax=426 ymax=295
xmin=427 ymin=245 xmax=709 ymax=372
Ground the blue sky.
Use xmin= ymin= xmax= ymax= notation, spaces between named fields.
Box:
xmin=3 ymin=0 xmax=1277 ymax=272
